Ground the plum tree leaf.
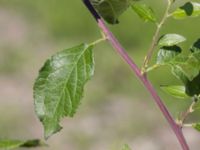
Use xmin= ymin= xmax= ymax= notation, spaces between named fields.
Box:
xmin=158 ymin=34 xmax=186 ymax=47
xmin=0 ymin=139 xmax=45 ymax=150
xmin=157 ymin=45 xmax=182 ymax=64
xmin=172 ymin=52 xmax=200 ymax=81
xmin=171 ymin=66 xmax=200 ymax=97
xmin=190 ymin=38 xmax=200 ymax=53
xmin=171 ymin=65 xmax=189 ymax=84
xmin=34 ymin=43 xmax=94 ymax=139
xmin=185 ymin=72 xmax=200 ymax=96
xmin=155 ymin=38 xmax=200 ymax=97
xmin=91 ymin=0 xmax=138 ymax=24
xmin=172 ymin=2 xmax=200 ymax=19
xmin=160 ymin=85 xmax=189 ymax=99
xmin=132 ymin=3 xmax=156 ymax=22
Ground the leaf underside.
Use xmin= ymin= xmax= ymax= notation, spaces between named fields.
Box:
xmin=160 ymin=85 xmax=189 ymax=99
xmin=91 ymin=0 xmax=136 ymax=24
xmin=34 ymin=43 xmax=94 ymax=139
xmin=157 ymin=45 xmax=182 ymax=64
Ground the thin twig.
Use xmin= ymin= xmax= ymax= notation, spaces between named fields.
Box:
xmin=142 ymin=0 xmax=172 ymax=74
xmin=146 ymin=64 xmax=162 ymax=72
xmin=178 ymin=99 xmax=197 ymax=127
xmin=82 ymin=0 xmax=189 ymax=149
xmin=90 ymin=36 xmax=107 ymax=46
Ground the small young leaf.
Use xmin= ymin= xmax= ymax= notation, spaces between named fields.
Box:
xmin=34 ymin=43 xmax=94 ymax=139
xmin=132 ymin=3 xmax=156 ymax=22
xmin=121 ymin=144 xmax=132 ymax=150
xmin=192 ymin=123 xmax=200 ymax=132
xmin=0 ymin=139 xmax=45 ymax=150
xmin=158 ymin=34 xmax=186 ymax=47
xmin=91 ymin=0 xmax=138 ymax=24
xmin=171 ymin=65 xmax=189 ymax=84
xmin=157 ymin=45 xmax=181 ymax=64
xmin=160 ymin=85 xmax=189 ymax=99
xmin=192 ymin=52 xmax=200 ymax=62
xmin=173 ymin=63 xmax=199 ymax=81
xmin=172 ymin=2 xmax=200 ymax=19
xmin=172 ymin=53 xmax=200 ymax=81
xmin=190 ymin=38 xmax=200 ymax=53
xmin=172 ymin=66 xmax=200 ymax=97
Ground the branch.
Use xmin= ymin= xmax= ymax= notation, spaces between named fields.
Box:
xmin=178 ymin=97 xmax=197 ymax=127
xmin=142 ymin=0 xmax=172 ymax=74
xmin=82 ymin=0 xmax=189 ymax=149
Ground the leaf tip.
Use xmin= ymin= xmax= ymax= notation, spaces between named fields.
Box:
xmin=44 ymin=124 xmax=63 ymax=140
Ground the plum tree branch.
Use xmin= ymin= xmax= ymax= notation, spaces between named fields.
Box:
xmin=178 ymin=97 xmax=198 ymax=128
xmin=142 ymin=0 xmax=172 ymax=74
xmin=82 ymin=0 xmax=189 ymax=149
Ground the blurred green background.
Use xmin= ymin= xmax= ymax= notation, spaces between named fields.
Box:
xmin=0 ymin=0 xmax=200 ymax=150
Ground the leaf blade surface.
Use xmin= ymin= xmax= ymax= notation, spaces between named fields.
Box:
xmin=34 ymin=44 xmax=94 ymax=138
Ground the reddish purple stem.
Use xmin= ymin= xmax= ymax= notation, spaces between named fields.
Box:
xmin=82 ymin=0 xmax=190 ymax=149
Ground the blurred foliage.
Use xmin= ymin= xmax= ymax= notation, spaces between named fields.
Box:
xmin=0 ymin=48 xmax=26 ymax=74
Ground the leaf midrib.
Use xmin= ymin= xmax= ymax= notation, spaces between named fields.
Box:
xmin=48 ymin=44 xmax=90 ymax=121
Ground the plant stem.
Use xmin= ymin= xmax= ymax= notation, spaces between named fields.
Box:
xmin=82 ymin=0 xmax=189 ymax=149
xmin=146 ymin=64 xmax=162 ymax=72
xmin=90 ymin=36 xmax=107 ymax=46
xmin=178 ymin=98 xmax=197 ymax=127
xmin=142 ymin=0 xmax=172 ymax=74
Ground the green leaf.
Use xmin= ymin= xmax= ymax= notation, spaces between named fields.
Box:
xmin=157 ymin=45 xmax=181 ymax=64
xmin=171 ymin=65 xmax=189 ymax=84
xmin=158 ymin=34 xmax=186 ymax=47
xmin=192 ymin=52 xmax=200 ymax=63
xmin=160 ymin=85 xmax=189 ymax=99
xmin=192 ymin=123 xmax=200 ymax=132
xmin=172 ymin=63 xmax=199 ymax=81
xmin=171 ymin=62 xmax=199 ymax=83
xmin=171 ymin=67 xmax=200 ymax=97
xmin=132 ymin=3 xmax=156 ymax=22
xmin=0 ymin=139 xmax=45 ymax=150
xmin=190 ymin=38 xmax=200 ymax=53
xmin=91 ymin=0 xmax=137 ymax=24
xmin=158 ymin=40 xmax=200 ymax=97
xmin=172 ymin=53 xmax=200 ymax=81
xmin=121 ymin=144 xmax=132 ymax=150
xmin=34 ymin=43 xmax=94 ymax=139
xmin=185 ymin=72 xmax=200 ymax=96
xmin=172 ymin=2 xmax=200 ymax=19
